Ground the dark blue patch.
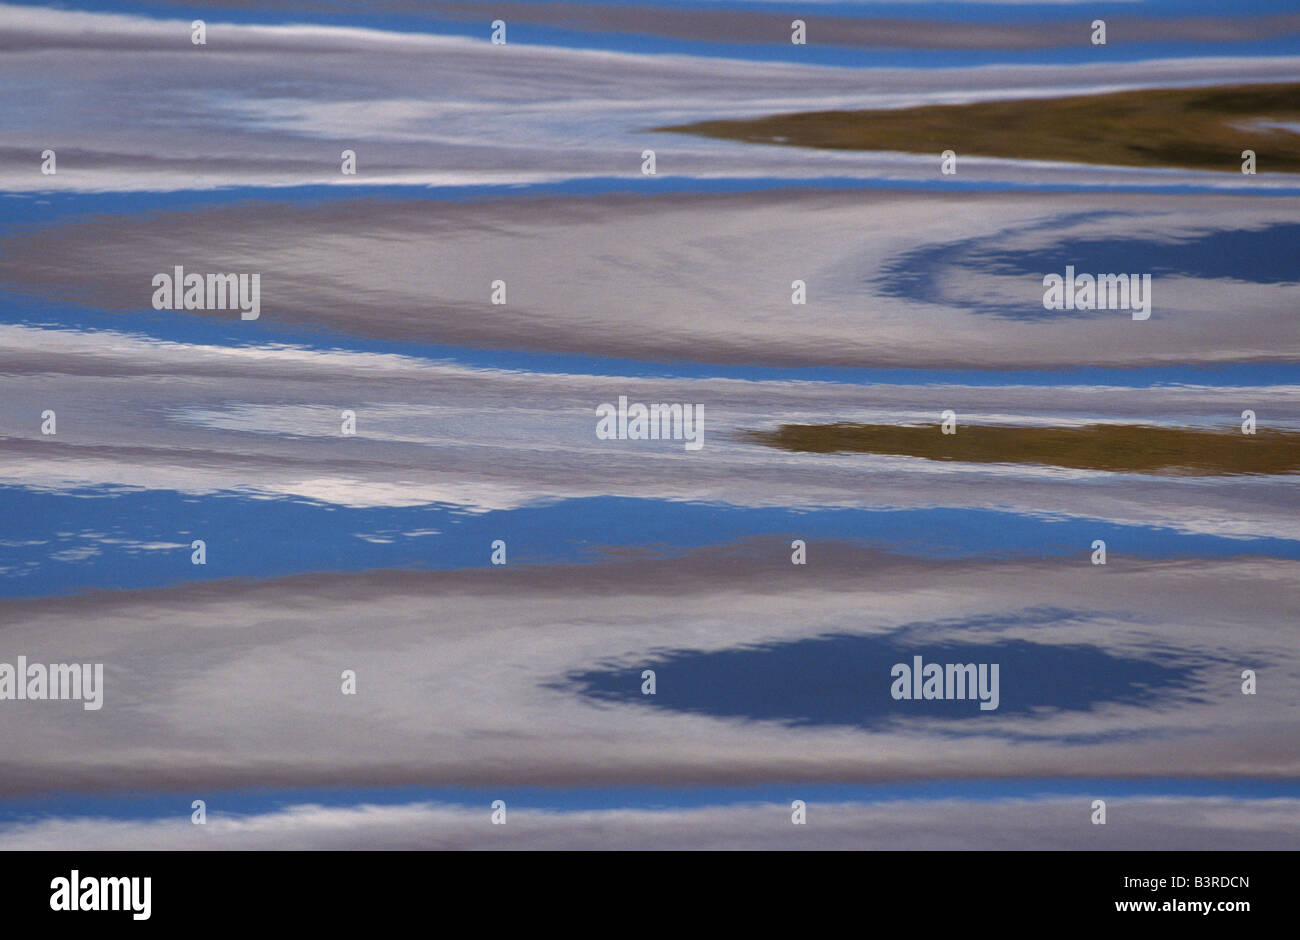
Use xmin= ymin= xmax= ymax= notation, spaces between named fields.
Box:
xmin=562 ymin=609 xmax=1212 ymax=732
xmin=876 ymin=219 xmax=1300 ymax=320
xmin=977 ymin=223 xmax=1300 ymax=287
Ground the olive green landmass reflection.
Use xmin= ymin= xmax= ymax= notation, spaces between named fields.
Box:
xmin=660 ymin=82 xmax=1300 ymax=173
xmin=743 ymin=423 xmax=1300 ymax=475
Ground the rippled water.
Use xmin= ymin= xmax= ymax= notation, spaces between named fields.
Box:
xmin=1 ymin=0 xmax=1298 ymax=849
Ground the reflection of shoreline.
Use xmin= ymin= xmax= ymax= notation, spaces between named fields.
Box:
xmin=746 ymin=423 xmax=1300 ymax=475
xmin=663 ymin=83 xmax=1300 ymax=174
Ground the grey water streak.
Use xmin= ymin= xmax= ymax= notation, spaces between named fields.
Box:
xmin=2 ymin=326 xmax=1298 ymax=538
xmin=4 ymin=5 xmax=1300 ymax=191
xmin=0 ymin=546 xmax=1295 ymax=796
xmin=3 ymin=191 xmax=1299 ymax=371
xmin=68 ymin=0 xmax=1300 ymax=50
xmin=5 ymin=797 xmax=1300 ymax=850
xmin=423 ymin=2 xmax=1300 ymax=50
